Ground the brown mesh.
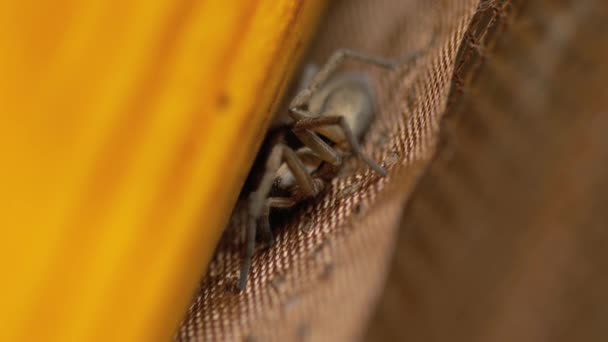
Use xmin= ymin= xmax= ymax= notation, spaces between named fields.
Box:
xmin=366 ymin=0 xmax=608 ymax=341
xmin=176 ymin=1 xmax=482 ymax=340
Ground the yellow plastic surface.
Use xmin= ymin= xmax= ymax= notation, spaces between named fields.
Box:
xmin=0 ymin=1 xmax=325 ymax=340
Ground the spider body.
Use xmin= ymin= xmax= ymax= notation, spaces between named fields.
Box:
xmin=237 ymin=49 xmax=400 ymax=291
xmin=275 ymin=72 xmax=374 ymax=191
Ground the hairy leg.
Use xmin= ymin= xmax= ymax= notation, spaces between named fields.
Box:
xmin=257 ymin=197 xmax=297 ymax=247
xmin=290 ymin=49 xmax=397 ymax=109
xmin=292 ymin=112 xmax=386 ymax=176
xmin=239 ymin=144 xmax=320 ymax=290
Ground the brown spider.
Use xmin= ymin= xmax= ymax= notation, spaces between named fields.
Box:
xmin=238 ymin=49 xmax=411 ymax=291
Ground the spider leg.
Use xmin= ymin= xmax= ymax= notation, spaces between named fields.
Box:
xmin=290 ymin=49 xmax=397 ymax=109
xmin=239 ymin=211 xmax=257 ymax=291
xmin=292 ymin=129 xmax=342 ymax=166
xmin=238 ymin=144 xmax=320 ymax=290
xmin=258 ymin=197 xmax=296 ymax=247
xmin=292 ymin=110 xmax=386 ymax=176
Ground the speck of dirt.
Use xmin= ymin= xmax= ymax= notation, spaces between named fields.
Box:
xmin=216 ymin=91 xmax=231 ymax=111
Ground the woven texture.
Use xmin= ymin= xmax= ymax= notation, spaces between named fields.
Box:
xmin=366 ymin=0 xmax=608 ymax=341
xmin=176 ymin=1 xmax=481 ymax=340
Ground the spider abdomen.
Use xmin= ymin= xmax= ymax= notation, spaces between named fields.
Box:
xmin=308 ymin=72 xmax=375 ymax=144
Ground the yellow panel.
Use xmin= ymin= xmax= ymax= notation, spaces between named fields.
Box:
xmin=0 ymin=0 xmax=326 ymax=340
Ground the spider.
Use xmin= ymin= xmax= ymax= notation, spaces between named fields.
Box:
xmin=237 ymin=49 xmax=413 ymax=291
